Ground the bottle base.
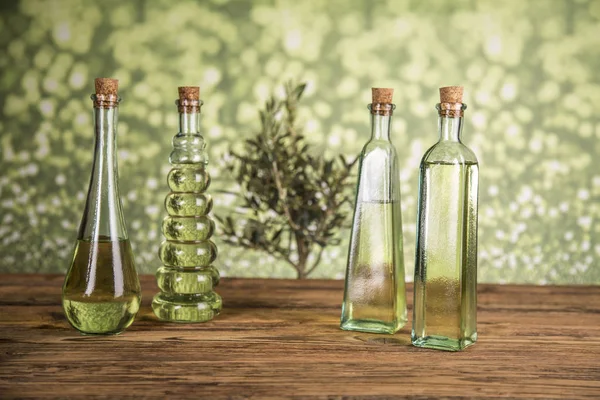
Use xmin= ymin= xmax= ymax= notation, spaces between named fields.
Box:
xmin=152 ymin=292 xmax=222 ymax=323
xmin=62 ymin=296 xmax=140 ymax=335
xmin=411 ymin=333 xmax=477 ymax=351
xmin=79 ymin=329 xmax=125 ymax=336
xmin=340 ymin=318 xmax=404 ymax=334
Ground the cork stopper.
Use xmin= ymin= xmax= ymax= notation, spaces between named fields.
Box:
xmin=372 ymin=88 xmax=394 ymax=104
xmin=95 ymin=78 xmax=118 ymax=96
xmin=177 ymin=86 xmax=201 ymax=113
xmin=178 ymin=86 xmax=200 ymax=101
xmin=439 ymin=86 xmax=463 ymax=103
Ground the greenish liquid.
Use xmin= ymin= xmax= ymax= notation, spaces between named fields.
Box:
xmin=152 ymin=262 xmax=222 ymax=322
xmin=62 ymin=238 xmax=141 ymax=335
xmin=156 ymin=265 xmax=220 ymax=294
xmin=341 ymin=201 xmax=407 ymax=334
xmin=63 ymin=296 xmax=140 ymax=335
xmin=412 ymin=161 xmax=478 ymax=351
xmin=158 ymin=240 xmax=217 ymax=267
xmin=162 ymin=216 xmax=214 ymax=241
xmin=152 ymin=292 xmax=222 ymax=323
xmin=165 ymin=193 xmax=212 ymax=216
xmin=153 ymin=165 xmax=222 ymax=323
xmin=167 ymin=167 xmax=210 ymax=193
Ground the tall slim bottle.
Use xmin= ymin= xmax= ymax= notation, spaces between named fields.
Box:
xmin=412 ymin=86 xmax=479 ymax=351
xmin=62 ymin=78 xmax=141 ymax=335
xmin=152 ymin=86 xmax=222 ymax=323
xmin=341 ymin=88 xmax=407 ymax=334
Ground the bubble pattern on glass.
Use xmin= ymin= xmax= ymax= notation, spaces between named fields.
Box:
xmin=153 ymin=163 xmax=222 ymax=322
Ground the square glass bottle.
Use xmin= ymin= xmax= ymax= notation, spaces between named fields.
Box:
xmin=412 ymin=86 xmax=479 ymax=351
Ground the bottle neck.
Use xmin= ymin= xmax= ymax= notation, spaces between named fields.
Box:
xmin=438 ymin=115 xmax=463 ymax=142
xmin=179 ymin=110 xmax=200 ymax=134
xmin=78 ymin=106 xmax=127 ymax=240
xmin=370 ymin=114 xmax=392 ymax=141
xmin=94 ymin=107 xmax=119 ymax=175
xmin=171 ymin=108 xmax=207 ymax=165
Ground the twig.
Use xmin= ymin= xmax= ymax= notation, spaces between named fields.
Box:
xmin=271 ymin=159 xmax=301 ymax=231
xmin=217 ymin=81 xmax=355 ymax=279
xmin=305 ymin=246 xmax=325 ymax=277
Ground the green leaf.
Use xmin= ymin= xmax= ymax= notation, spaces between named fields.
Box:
xmin=293 ymin=83 xmax=307 ymax=100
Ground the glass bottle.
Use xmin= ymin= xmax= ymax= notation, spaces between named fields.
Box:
xmin=152 ymin=86 xmax=222 ymax=323
xmin=62 ymin=78 xmax=141 ymax=335
xmin=412 ymin=86 xmax=479 ymax=351
xmin=340 ymin=88 xmax=407 ymax=334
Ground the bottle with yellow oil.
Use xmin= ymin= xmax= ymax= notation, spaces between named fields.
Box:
xmin=412 ymin=86 xmax=479 ymax=351
xmin=340 ymin=88 xmax=407 ymax=334
xmin=151 ymin=87 xmax=222 ymax=323
xmin=62 ymin=78 xmax=141 ymax=335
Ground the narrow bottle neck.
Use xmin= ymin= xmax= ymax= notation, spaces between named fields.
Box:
xmin=93 ymin=107 xmax=118 ymax=171
xmin=179 ymin=111 xmax=200 ymax=134
xmin=438 ymin=116 xmax=463 ymax=142
xmin=370 ymin=114 xmax=392 ymax=141
xmin=171 ymin=108 xmax=207 ymax=165
xmin=78 ymin=105 xmax=127 ymax=240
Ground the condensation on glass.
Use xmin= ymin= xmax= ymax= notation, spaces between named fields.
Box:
xmin=412 ymin=86 xmax=479 ymax=351
xmin=341 ymin=88 xmax=407 ymax=334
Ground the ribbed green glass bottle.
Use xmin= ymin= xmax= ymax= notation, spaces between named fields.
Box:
xmin=152 ymin=86 xmax=222 ymax=323
xmin=340 ymin=88 xmax=407 ymax=334
xmin=412 ymin=86 xmax=479 ymax=351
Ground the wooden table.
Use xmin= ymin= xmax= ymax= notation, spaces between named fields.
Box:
xmin=1 ymin=275 xmax=599 ymax=399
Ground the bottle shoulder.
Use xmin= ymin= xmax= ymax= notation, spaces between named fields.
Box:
xmin=421 ymin=141 xmax=478 ymax=165
xmin=362 ymin=140 xmax=398 ymax=158
xmin=170 ymin=132 xmax=208 ymax=164
xmin=356 ymin=140 xmax=402 ymax=202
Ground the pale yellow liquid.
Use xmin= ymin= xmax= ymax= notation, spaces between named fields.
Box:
xmin=62 ymin=238 xmax=141 ymax=335
xmin=341 ymin=201 xmax=407 ymax=334
xmin=63 ymin=296 xmax=140 ymax=334
xmin=412 ymin=161 xmax=478 ymax=351
xmin=153 ymin=165 xmax=222 ymax=322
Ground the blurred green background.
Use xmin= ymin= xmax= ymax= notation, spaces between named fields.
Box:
xmin=1 ymin=0 xmax=599 ymax=283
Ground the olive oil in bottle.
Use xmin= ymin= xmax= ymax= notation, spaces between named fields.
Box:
xmin=63 ymin=238 xmax=140 ymax=334
xmin=412 ymin=86 xmax=479 ymax=351
xmin=342 ymin=200 xmax=405 ymax=331
xmin=341 ymin=88 xmax=407 ymax=335
xmin=152 ymin=87 xmax=222 ymax=323
xmin=62 ymin=78 xmax=141 ymax=335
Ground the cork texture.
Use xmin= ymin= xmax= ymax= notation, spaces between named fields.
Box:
xmin=178 ymin=86 xmax=200 ymax=101
xmin=372 ymin=88 xmax=393 ymax=104
xmin=440 ymin=86 xmax=463 ymax=103
xmin=95 ymin=78 xmax=118 ymax=96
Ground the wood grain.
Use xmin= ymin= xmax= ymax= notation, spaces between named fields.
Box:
xmin=1 ymin=274 xmax=599 ymax=399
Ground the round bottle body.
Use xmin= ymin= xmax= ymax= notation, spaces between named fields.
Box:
xmin=62 ymin=237 xmax=141 ymax=335
xmin=153 ymin=164 xmax=222 ymax=323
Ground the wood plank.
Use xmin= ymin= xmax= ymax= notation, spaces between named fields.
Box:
xmin=0 ymin=274 xmax=599 ymax=399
